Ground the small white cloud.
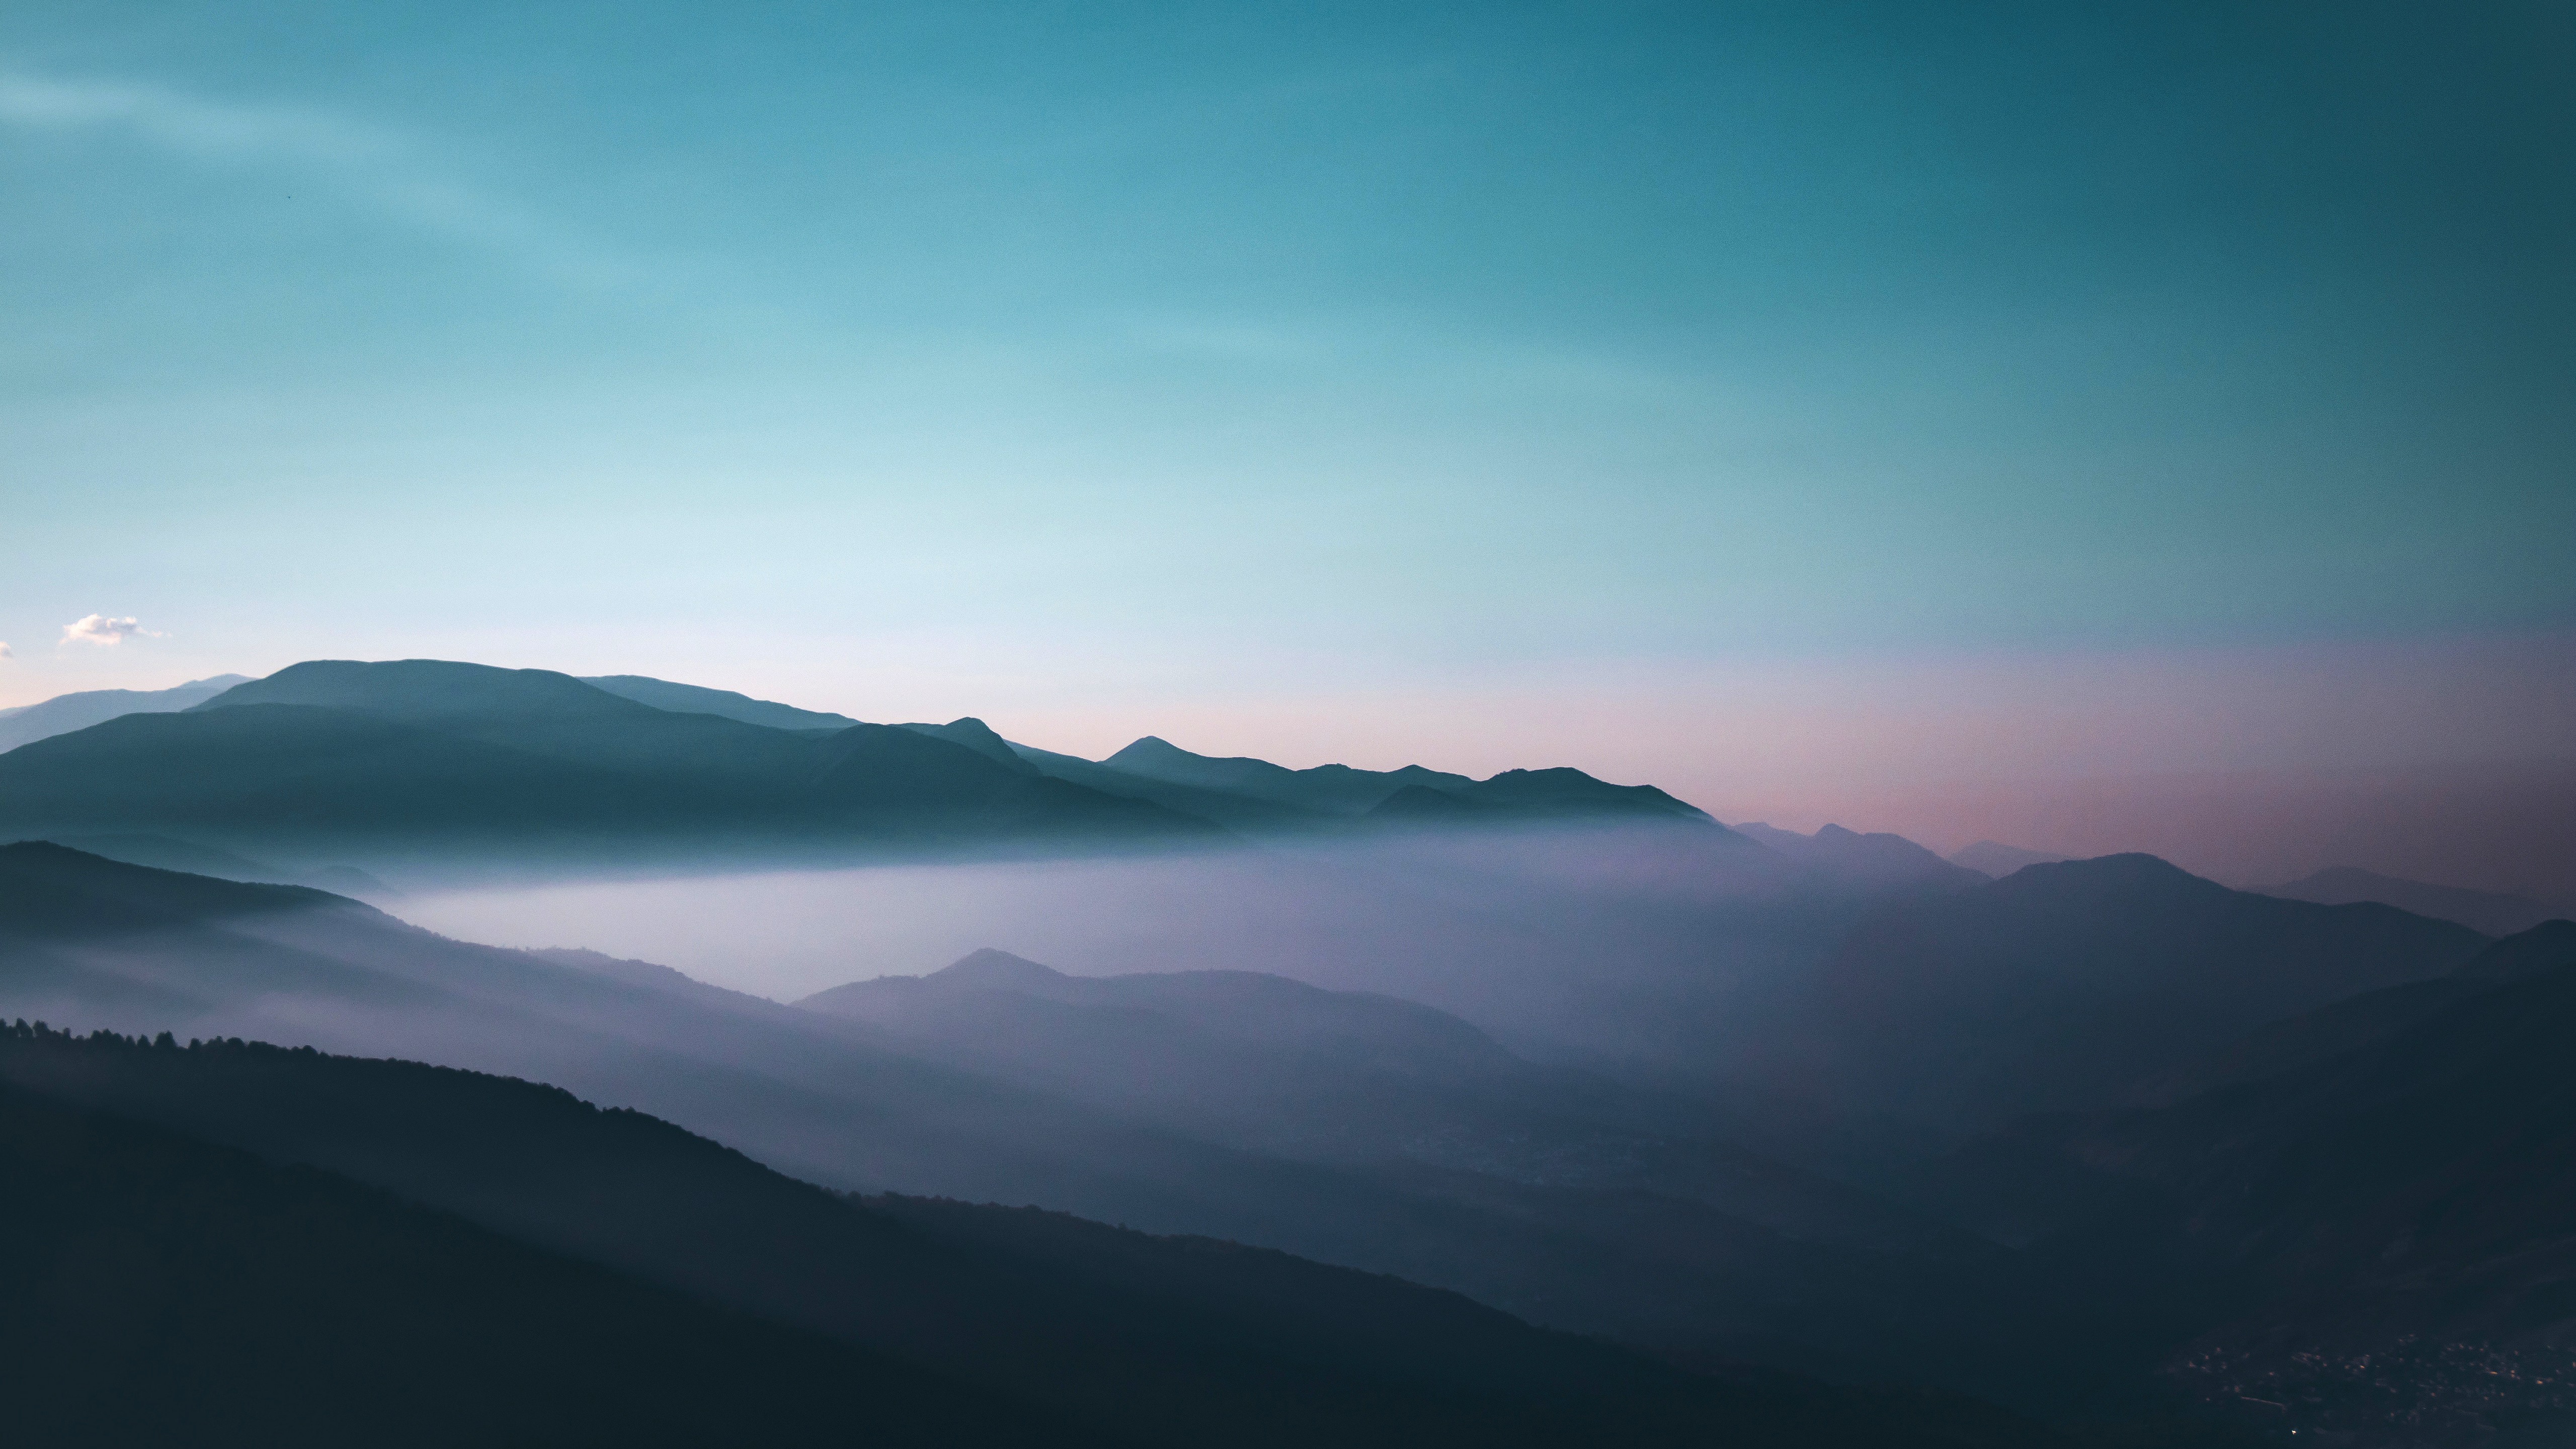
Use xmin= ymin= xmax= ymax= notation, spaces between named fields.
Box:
xmin=60 ymin=614 xmax=162 ymax=647
xmin=0 ymin=641 xmax=13 ymax=658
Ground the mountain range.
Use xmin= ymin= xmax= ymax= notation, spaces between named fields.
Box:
xmin=0 ymin=842 xmax=2033 ymax=1395
xmin=0 ymin=674 xmax=250 ymax=753
xmin=4 ymin=1022 xmax=2068 ymax=1449
xmin=1898 ymin=920 xmax=2576 ymax=1443
xmin=2252 ymin=864 xmax=2564 ymax=937
xmin=0 ymin=660 xmax=1727 ymax=869
xmin=7 ymin=657 xmax=2568 ymax=1443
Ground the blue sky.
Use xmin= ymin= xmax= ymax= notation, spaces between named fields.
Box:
xmin=2 ymin=2 xmax=2569 ymax=826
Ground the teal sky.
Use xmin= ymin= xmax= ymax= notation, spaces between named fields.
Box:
xmin=3 ymin=2 xmax=2570 ymax=823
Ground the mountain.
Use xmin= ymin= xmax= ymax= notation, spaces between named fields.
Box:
xmin=799 ymin=949 xmax=1938 ymax=1239
xmin=0 ymin=674 xmax=251 ymax=753
xmin=1728 ymin=854 xmax=2489 ymax=1129
xmin=2125 ymin=920 xmax=2576 ymax=1106
xmin=897 ymin=716 xmax=1042 ymax=773
xmin=1095 ymin=735 xmax=1714 ymax=826
xmin=0 ymin=843 xmax=2078 ymax=1402
xmin=1948 ymin=841 xmax=2068 ymax=876
xmin=1008 ymin=741 xmax=1345 ymax=831
xmin=0 ymin=1023 xmax=2077 ymax=1449
xmin=1901 ymin=921 xmax=2576 ymax=1445
xmin=790 ymin=948 xmax=2114 ymax=1393
xmin=1104 ymin=735 xmax=1476 ymax=813
xmin=28 ymin=832 xmax=403 ymax=901
xmin=2252 ymin=864 xmax=2563 ymax=938
xmin=1733 ymin=822 xmax=1990 ymax=894
xmin=1381 ymin=767 xmax=1719 ymax=825
xmin=0 ymin=1058 xmax=1044 ymax=1448
xmin=0 ymin=660 xmax=1213 ymax=860
xmin=579 ymin=673 xmax=863 ymax=730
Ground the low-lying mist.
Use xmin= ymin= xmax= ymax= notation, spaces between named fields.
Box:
xmin=400 ymin=822 xmax=1845 ymax=1062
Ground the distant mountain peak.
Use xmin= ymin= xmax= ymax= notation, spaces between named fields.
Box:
xmin=1946 ymin=840 xmax=2067 ymax=877
xmin=199 ymin=659 xmax=650 ymax=722
xmin=928 ymin=948 xmax=1071 ymax=991
xmin=2254 ymin=864 xmax=2559 ymax=938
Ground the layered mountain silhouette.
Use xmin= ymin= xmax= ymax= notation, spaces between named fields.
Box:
xmin=1900 ymin=921 xmax=2576 ymax=1443
xmin=1089 ymin=734 xmax=1716 ymax=825
xmin=0 ymin=661 xmax=1208 ymax=861
xmin=0 ymin=843 xmax=2056 ymax=1398
xmin=0 ymin=1056 xmax=1050 ymax=1448
xmin=0 ymin=662 xmax=1725 ymax=862
xmin=1947 ymin=841 xmax=2068 ymax=876
xmin=0 ymin=673 xmax=249 ymax=753
xmin=2253 ymin=864 xmax=2562 ymax=938
xmin=798 ymin=949 xmax=1965 ymax=1257
xmin=1724 ymin=853 xmax=2488 ymax=1128
xmin=1731 ymin=822 xmax=1989 ymax=894
xmin=580 ymin=673 xmax=863 ymax=731
xmin=0 ymin=1024 xmax=2086 ymax=1448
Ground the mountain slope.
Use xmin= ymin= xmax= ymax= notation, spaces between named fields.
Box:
xmin=1734 ymin=822 xmax=1989 ymax=894
xmin=2252 ymin=864 xmax=2562 ymax=938
xmin=1948 ymin=841 xmax=2068 ymax=876
xmin=0 ymin=844 xmax=2072 ymax=1400
xmin=1105 ymin=735 xmax=1475 ymax=813
xmin=580 ymin=673 xmax=863 ymax=731
xmin=0 ymin=660 xmax=1216 ymax=857
xmin=0 ymin=1024 xmax=2073 ymax=1449
xmin=0 ymin=1062 xmax=1042 ymax=1448
xmin=1009 ymin=741 xmax=1342 ymax=831
xmin=798 ymin=949 xmax=1961 ymax=1253
xmin=1905 ymin=922 xmax=2576 ymax=1444
xmin=1733 ymin=854 xmax=2488 ymax=1127
xmin=0 ymin=674 xmax=251 ymax=755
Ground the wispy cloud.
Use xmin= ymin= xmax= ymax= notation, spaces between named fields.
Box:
xmin=0 ymin=72 xmax=640 ymax=289
xmin=60 ymin=614 xmax=161 ymax=647
xmin=0 ymin=641 xmax=14 ymax=659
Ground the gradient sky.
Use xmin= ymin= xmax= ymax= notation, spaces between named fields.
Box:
xmin=3 ymin=2 xmax=2570 ymax=876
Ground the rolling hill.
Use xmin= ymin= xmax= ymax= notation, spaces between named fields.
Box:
xmin=0 ymin=1022 xmax=2077 ymax=1449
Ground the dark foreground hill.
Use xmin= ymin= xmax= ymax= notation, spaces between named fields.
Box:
xmin=0 ymin=841 xmax=2070 ymax=1400
xmin=1901 ymin=922 xmax=2576 ymax=1445
xmin=0 ymin=1024 xmax=2077 ymax=1449
xmin=0 ymin=1067 xmax=1049 ymax=1449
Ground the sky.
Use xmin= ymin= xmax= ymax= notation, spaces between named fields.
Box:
xmin=3 ymin=2 xmax=2570 ymax=882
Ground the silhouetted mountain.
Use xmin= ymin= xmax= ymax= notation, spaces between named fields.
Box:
xmin=0 ymin=844 xmax=2062 ymax=1401
xmin=0 ymin=1058 xmax=1045 ymax=1448
xmin=897 ymin=716 xmax=1042 ymax=773
xmin=0 ymin=674 xmax=252 ymax=754
xmin=580 ymin=673 xmax=864 ymax=730
xmin=1731 ymin=854 xmax=2487 ymax=1128
xmin=25 ymin=832 xmax=403 ymax=902
xmin=1388 ymin=767 xmax=1717 ymax=825
xmin=2253 ymin=864 xmax=2561 ymax=938
xmin=1105 ymin=735 xmax=1477 ymax=813
xmin=0 ymin=660 xmax=1213 ymax=859
xmin=1902 ymin=921 xmax=2576 ymax=1444
xmin=801 ymin=949 xmax=1980 ymax=1256
xmin=1734 ymin=822 xmax=1989 ymax=893
xmin=1948 ymin=841 xmax=2068 ymax=876
xmin=1009 ymin=742 xmax=1344 ymax=831
xmin=2126 ymin=920 xmax=2576 ymax=1106
xmin=0 ymin=1024 xmax=2078 ymax=1449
